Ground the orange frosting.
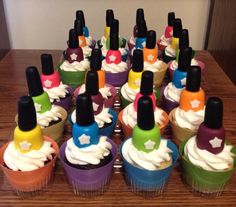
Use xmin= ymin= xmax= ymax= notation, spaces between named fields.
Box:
xmin=143 ymin=48 xmax=158 ymax=64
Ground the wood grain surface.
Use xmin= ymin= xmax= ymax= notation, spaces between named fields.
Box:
xmin=0 ymin=50 xmax=235 ymax=206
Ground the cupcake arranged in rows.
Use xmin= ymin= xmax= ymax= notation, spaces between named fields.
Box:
xmin=59 ymin=94 xmax=117 ymax=196
xmin=120 ymin=96 xmax=178 ymax=196
xmin=25 ymin=67 xmax=67 ymax=142
xmin=169 ymin=66 xmax=205 ymax=145
xmin=0 ymin=96 xmax=58 ymax=196
xmin=58 ymin=29 xmax=90 ymax=88
xmin=71 ymin=71 xmax=117 ymax=137
xmin=180 ymin=97 xmax=236 ymax=195
xmin=119 ymin=71 xmax=169 ymax=139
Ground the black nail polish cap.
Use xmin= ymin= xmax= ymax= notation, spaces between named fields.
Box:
xmin=146 ymin=30 xmax=156 ymax=49
xmin=168 ymin=12 xmax=175 ymax=26
xmin=140 ymin=71 xmax=153 ymax=95
xmin=74 ymin=19 xmax=83 ymax=36
xmin=106 ymin=9 xmax=114 ymax=27
xmin=110 ymin=19 xmax=119 ymax=35
xmin=178 ymin=47 xmax=192 ymax=72
xmin=76 ymin=10 xmax=85 ymax=27
xmin=85 ymin=70 xmax=99 ymax=96
xmin=41 ymin=54 xmax=54 ymax=75
xmin=68 ymin=28 xmax=79 ymax=49
xmin=110 ymin=33 xmax=119 ymax=50
xmin=136 ymin=8 xmax=144 ymax=25
xmin=173 ymin=18 xmax=182 ymax=38
xmin=90 ymin=49 xmax=102 ymax=71
xmin=137 ymin=19 xmax=147 ymax=38
xmin=179 ymin=29 xmax=189 ymax=50
xmin=186 ymin=66 xmax=201 ymax=92
xmin=132 ymin=49 xmax=143 ymax=72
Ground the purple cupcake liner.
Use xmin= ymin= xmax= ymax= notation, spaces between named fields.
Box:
xmin=53 ymin=87 xmax=74 ymax=111
xmin=105 ymin=70 xmax=129 ymax=87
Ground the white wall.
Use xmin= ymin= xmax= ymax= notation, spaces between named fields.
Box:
xmin=3 ymin=0 xmax=210 ymax=50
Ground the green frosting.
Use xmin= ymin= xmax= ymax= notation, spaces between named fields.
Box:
xmin=132 ymin=125 xmax=160 ymax=153
xmin=32 ymin=92 xmax=52 ymax=114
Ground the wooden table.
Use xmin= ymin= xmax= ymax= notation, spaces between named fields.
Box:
xmin=0 ymin=50 xmax=235 ymax=206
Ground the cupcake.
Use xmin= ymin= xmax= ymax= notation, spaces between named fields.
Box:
xmin=180 ymin=97 xmax=236 ymax=195
xmin=162 ymin=47 xmax=192 ymax=113
xmin=0 ymin=96 xmax=58 ymax=196
xmin=71 ymin=71 xmax=117 ymax=137
xmin=169 ymin=66 xmax=205 ymax=145
xmin=58 ymin=29 xmax=90 ymax=88
xmin=40 ymin=54 xmax=73 ymax=111
xmin=102 ymin=33 xmax=129 ymax=87
xmin=74 ymin=48 xmax=116 ymax=108
xmin=75 ymin=10 xmax=96 ymax=48
xmin=168 ymin=29 xmax=205 ymax=79
xmin=162 ymin=18 xmax=182 ymax=63
xmin=157 ymin=12 xmax=175 ymax=52
xmin=120 ymin=96 xmax=178 ymax=196
xmin=59 ymin=94 xmax=117 ymax=195
xmin=143 ymin=30 xmax=168 ymax=87
xmin=119 ymin=71 xmax=168 ymax=138
xmin=25 ymin=67 xmax=67 ymax=142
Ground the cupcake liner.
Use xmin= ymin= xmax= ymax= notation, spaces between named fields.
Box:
xmin=120 ymin=93 xmax=132 ymax=109
xmin=59 ymin=139 xmax=117 ymax=195
xmin=162 ymin=49 xmax=176 ymax=63
xmin=120 ymin=139 xmax=179 ymax=195
xmin=0 ymin=136 xmax=58 ymax=196
xmin=169 ymin=108 xmax=197 ymax=146
xmin=179 ymin=139 xmax=236 ymax=195
xmin=118 ymin=109 xmax=169 ymax=139
xmin=105 ymin=70 xmax=129 ymax=87
xmin=152 ymin=61 xmax=168 ymax=88
xmin=161 ymin=86 xmax=179 ymax=114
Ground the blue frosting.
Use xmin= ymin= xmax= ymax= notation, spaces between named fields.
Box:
xmin=83 ymin=26 xmax=89 ymax=37
xmin=135 ymin=37 xmax=146 ymax=49
xmin=172 ymin=69 xmax=187 ymax=89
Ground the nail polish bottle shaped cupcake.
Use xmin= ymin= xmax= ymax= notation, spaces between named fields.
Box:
xmin=76 ymin=10 xmax=89 ymax=37
xmin=135 ymin=19 xmax=147 ymax=49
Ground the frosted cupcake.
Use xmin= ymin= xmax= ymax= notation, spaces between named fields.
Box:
xmin=58 ymin=29 xmax=90 ymax=88
xmin=40 ymin=54 xmax=73 ymax=111
xmin=120 ymin=96 xmax=178 ymax=196
xmin=169 ymin=66 xmax=205 ymax=145
xmin=59 ymin=94 xmax=117 ymax=196
xmin=119 ymin=71 xmax=168 ymax=138
xmin=143 ymin=30 xmax=168 ymax=87
xmin=180 ymin=97 xmax=236 ymax=195
xmin=25 ymin=67 xmax=67 ymax=142
xmin=0 ymin=96 xmax=58 ymax=196
xmin=74 ymin=48 xmax=116 ymax=108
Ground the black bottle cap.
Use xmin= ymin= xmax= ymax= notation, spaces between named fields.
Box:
xmin=146 ymin=30 xmax=156 ymax=49
xmin=136 ymin=8 xmax=144 ymax=25
xmin=110 ymin=19 xmax=119 ymax=35
xmin=173 ymin=18 xmax=182 ymax=38
xmin=186 ymin=66 xmax=201 ymax=92
xmin=110 ymin=33 xmax=119 ymax=50
xmin=68 ymin=29 xmax=79 ymax=49
xmin=90 ymin=49 xmax=102 ymax=71
xmin=106 ymin=9 xmax=114 ymax=27
xmin=132 ymin=49 xmax=143 ymax=72
xmin=76 ymin=93 xmax=94 ymax=126
xmin=137 ymin=19 xmax=147 ymax=38
xmin=140 ymin=71 xmax=153 ymax=95
xmin=74 ymin=19 xmax=83 ymax=36
xmin=25 ymin=66 xmax=44 ymax=97
xmin=204 ymin=97 xmax=223 ymax=129
xmin=85 ymin=70 xmax=99 ymax=96
xmin=179 ymin=29 xmax=189 ymax=50
xmin=168 ymin=12 xmax=175 ymax=26
xmin=178 ymin=47 xmax=192 ymax=72
xmin=18 ymin=96 xmax=37 ymax=131
xmin=137 ymin=96 xmax=155 ymax=130
xmin=41 ymin=54 xmax=54 ymax=75
xmin=76 ymin=10 xmax=85 ymax=27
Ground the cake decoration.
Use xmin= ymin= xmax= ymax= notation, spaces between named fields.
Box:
xmin=74 ymin=19 xmax=87 ymax=48
xmin=171 ymin=18 xmax=182 ymax=50
xmin=143 ymin=30 xmax=158 ymax=64
xmin=104 ymin=9 xmax=114 ymax=39
xmin=76 ymin=10 xmax=89 ymax=37
xmin=165 ymin=12 xmax=175 ymax=39
xmin=135 ymin=19 xmax=147 ymax=49
xmin=133 ymin=8 xmax=144 ymax=38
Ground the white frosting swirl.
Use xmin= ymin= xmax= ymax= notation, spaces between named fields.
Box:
xmin=100 ymin=36 xmax=107 ymax=48
xmin=37 ymin=105 xmax=63 ymax=128
xmin=144 ymin=60 xmax=167 ymax=72
xmin=122 ymin=138 xmax=172 ymax=170
xmin=165 ymin=45 xmax=176 ymax=57
xmin=43 ymin=82 xmax=70 ymax=103
xmin=82 ymin=46 xmax=92 ymax=58
xmin=3 ymin=141 xmax=55 ymax=171
xmin=160 ymin=35 xmax=171 ymax=46
xmin=170 ymin=58 xmax=199 ymax=71
xmin=102 ymin=60 xmax=128 ymax=73
xmin=122 ymin=103 xmax=166 ymax=128
xmin=60 ymin=59 xmax=89 ymax=72
xmin=102 ymin=47 xmax=128 ymax=58
xmin=65 ymin=136 xmax=112 ymax=165
xmin=174 ymin=107 xmax=205 ymax=131
xmin=85 ymin=36 xmax=93 ymax=46
xmin=164 ymin=82 xmax=183 ymax=102
xmin=184 ymin=136 xmax=234 ymax=171
xmin=120 ymin=83 xmax=139 ymax=102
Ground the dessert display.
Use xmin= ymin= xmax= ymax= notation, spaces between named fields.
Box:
xmin=169 ymin=66 xmax=205 ymax=145
xmin=58 ymin=29 xmax=90 ymax=87
xmin=25 ymin=66 xmax=67 ymax=142
xmin=0 ymin=96 xmax=58 ymax=195
xmin=120 ymin=95 xmax=178 ymax=195
xmin=40 ymin=53 xmax=73 ymax=111
xmin=59 ymin=93 xmax=117 ymax=195
xmin=119 ymin=71 xmax=169 ymax=138
xmin=180 ymin=97 xmax=236 ymax=195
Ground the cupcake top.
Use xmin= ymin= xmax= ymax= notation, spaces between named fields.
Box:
xmin=4 ymin=96 xmax=55 ymax=171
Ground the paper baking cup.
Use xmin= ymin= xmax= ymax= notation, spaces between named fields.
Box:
xmin=161 ymin=86 xmax=179 ymax=114
xmin=169 ymin=108 xmax=197 ymax=146
xmin=179 ymin=140 xmax=236 ymax=196
xmin=59 ymin=139 xmax=117 ymax=196
xmin=0 ymin=136 xmax=58 ymax=197
xmin=151 ymin=62 xmax=168 ymax=88
xmin=105 ymin=70 xmax=129 ymax=87
xmin=162 ymin=49 xmax=176 ymax=63
xmin=120 ymin=139 xmax=178 ymax=196
xmin=118 ymin=109 xmax=169 ymax=139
